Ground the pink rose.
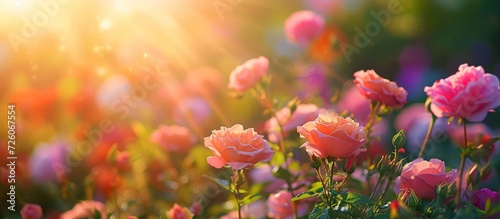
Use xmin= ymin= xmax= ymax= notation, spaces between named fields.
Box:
xmin=353 ymin=70 xmax=408 ymax=108
xmin=297 ymin=113 xmax=367 ymax=158
xmin=150 ymin=125 xmax=196 ymax=154
xmin=60 ymin=201 xmax=107 ymax=219
xmin=204 ymin=124 xmax=274 ymax=170
xmin=267 ymin=190 xmax=309 ymax=219
xmin=21 ymin=204 xmax=42 ymax=219
xmin=228 ymin=56 xmax=269 ymax=92
xmin=264 ymin=104 xmax=326 ymax=142
xmin=394 ymin=158 xmax=457 ymax=200
xmin=284 ymin=10 xmax=325 ymax=46
xmin=167 ymin=204 xmax=193 ymax=219
xmin=424 ymin=64 xmax=500 ymax=122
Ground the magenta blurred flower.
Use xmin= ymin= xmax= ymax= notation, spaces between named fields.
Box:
xmin=167 ymin=203 xmax=193 ymax=219
xmin=424 ymin=64 xmax=500 ymax=122
xmin=60 ymin=201 xmax=106 ymax=219
xmin=472 ymin=188 xmax=500 ymax=213
xmin=354 ymin=70 xmax=408 ymax=108
xmin=228 ymin=56 xmax=269 ymax=92
xmin=304 ymin=0 xmax=343 ymax=15
xmin=297 ymin=113 xmax=367 ymax=158
xmin=297 ymin=63 xmax=331 ymax=102
xmin=335 ymin=84 xmax=371 ymax=124
xmin=204 ymin=124 xmax=274 ymax=170
xmin=267 ymin=190 xmax=309 ymax=219
xmin=29 ymin=142 xmax=68 ymax=183
xmin=394 ymin=158 xmax=457 ymax=200
xmin=264 ymin=103 xmax=326 ymax=142
xmin=21 ymin=203 xmax=42 ymax=219
xmin=284 ymin=10 xmax=325 ymax=46
xmin=173 ymin=97 xmax=212 ymax=127
xmin=150 ymin=125 xmax=196 ymax=154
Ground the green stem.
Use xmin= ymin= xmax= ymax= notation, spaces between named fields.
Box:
xmin=315 ymin=166 xmax=331 ymax=205
xmin=418 ymin=113 xmax=434 ymax=158
xmin=456 ymin=123 xmax=468 ymax=209
xmin=419 ymin=98 xmax=435 ymax=158
xmin=456 ymin=154 xmax=466 ymax=209
xmin=232 ymin=169 xmax=242 ymax=219
xmin=364 ymin=101 xmax=380 ymax=167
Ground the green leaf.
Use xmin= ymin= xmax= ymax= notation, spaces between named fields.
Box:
xmin=93 ymin=209 xmax=101 ymax=219
xmin=271 ymin=151 xmax=285 ymax=166
xmin=391 ymin=129 xmax=406 ymax=148
xmin=240 ymin=193 xmax=263 ymax=205
xmin=272 ymin=166 xmax=293 ymax=180
xmin=309 ymin=203 xmax=327 ymax=219
xmin=485 ymin=198 xmax=492 ymax=213
xmin=373 ymin=213 xmax=390 ymax=219
xmin=203 ymin=175 xmax=230 ymax=191
xmin=489 ymin=203 xmax=500 ymax=215
xmin=337 ymin=192 xmax=374 ymax=205
xmin=292 ymin=182 xmax=323 ymax=201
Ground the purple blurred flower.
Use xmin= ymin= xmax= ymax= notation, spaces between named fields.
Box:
xmin=29 ymin=142 xmax=68 ymax=183
xmin=395 ymin=104 xmax=448 ymax=151
xmin=396 ymin=45 xmax=429 ymax=99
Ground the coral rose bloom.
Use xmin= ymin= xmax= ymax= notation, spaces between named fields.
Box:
xmin=394 ymin=158 xmax=457 ymax=200
xmin=354 ymin=70 xmax=408 ymax=108
xmin=284 ymin=10 xmax=325 ymax=46
xmin=264 ymin=104 xmax=326 ymax=142
xmin=150 ymin=125 xmax=196 ymax=154
xmin=167 ymin=204 xmax=193 ymax=219
xmin=297 ymin=113 xmax=367 ymax=158
xmin=267 ymin=190 xmax=309 ymax=219
xmin=424 ymin=64 xmax=500 ymax=122
xmin=60 ymin=201 xmax=107 ymax=219
xmin=204 ymin=124 xmax=274 ymax=170
xmin=228 ymin=56 xmax=269 ymax=92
